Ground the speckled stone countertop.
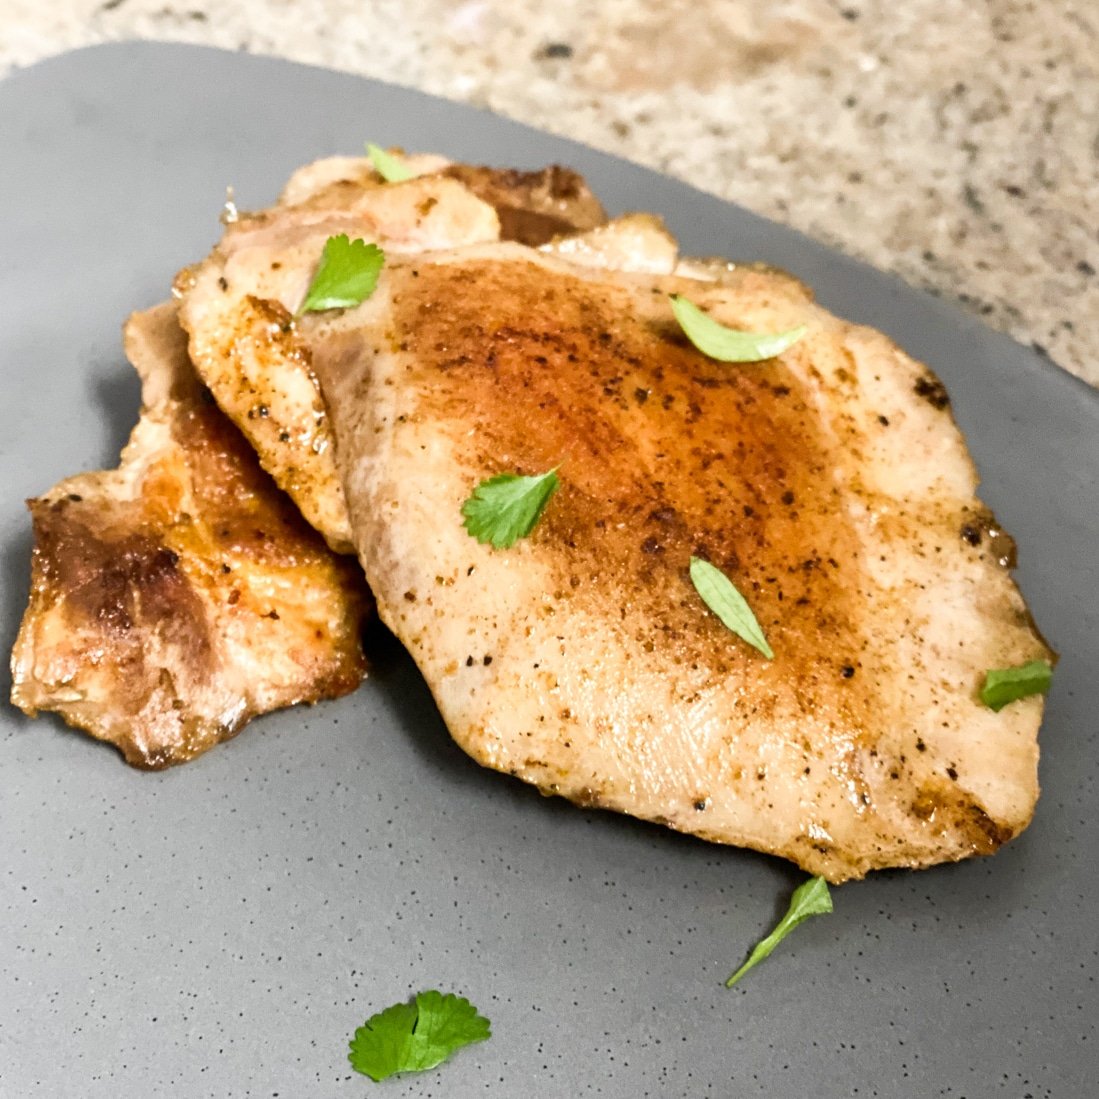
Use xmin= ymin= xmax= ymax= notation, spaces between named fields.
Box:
xmin=5 ymin=0 xmax=1097 ymax=385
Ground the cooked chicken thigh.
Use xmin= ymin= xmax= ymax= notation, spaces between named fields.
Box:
xmin=303 ymin=243 xmax=1050 ymax=882
xmin=9 ymin=303 xmax=368 ymax=768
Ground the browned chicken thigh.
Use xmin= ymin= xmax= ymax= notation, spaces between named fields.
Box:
xmin=10 ymin=303 xmax=369 ymax=768
xmin=305 ymin=244 xmax=1049 ymax=882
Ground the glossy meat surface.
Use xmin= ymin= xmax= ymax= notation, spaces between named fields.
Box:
xmin=309 ymin=244 xmax=1050 ymax=881
xmin=9 ymin=303 xmax=368 ymax=768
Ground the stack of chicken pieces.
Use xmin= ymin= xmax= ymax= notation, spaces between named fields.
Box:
xmin=10 ymin=151 xmax=1051 ymax=882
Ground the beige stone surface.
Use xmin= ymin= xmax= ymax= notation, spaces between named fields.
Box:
xmin=3 ymin=0 xmax=1097 ymax=385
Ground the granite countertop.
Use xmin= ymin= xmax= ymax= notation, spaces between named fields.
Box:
xmin=5 ymin=0 xmax=1096 ymax=386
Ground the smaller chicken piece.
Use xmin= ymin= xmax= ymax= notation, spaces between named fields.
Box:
xmin=279 ymin=154 xmax=607 ymax=246
xmin=439 ymin=163 xmax=607 ymax=245
xmin=9 ymin=302 xmax=369 ymax=768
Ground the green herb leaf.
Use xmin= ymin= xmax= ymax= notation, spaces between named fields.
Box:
xmin=689 ymin=556 xmax=773 ymax=659
xmin=367 ymin=142 xmax=416 ymax=183
xmin=297 ymin=234 xmax=385 ymax=315
xmin=670 ymin=295 xmax=806 ymax=362
xmin=461 ymin=468 xmax=560 ymax=549
xmin=980 ymin=659 xmax=1052 ymax=712
xmin=348 ymin=990 xmax=491 ymax=1083
xmin=726 ymin=876 xmax=833 ymax=988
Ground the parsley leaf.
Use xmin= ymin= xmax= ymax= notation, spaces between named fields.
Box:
xmin=689 ymin=556 xmax=773 ymax=659
xmin=297 ymin=234 xmax=384 ymax=315
xmin=348 ymin=990 xmax=491 ymax=1083
xmin=461 ymin=468 xmax=560 ymax=549
xmin=670 ymin=295 xmax=806 ymax=362
xmin=727 ymin=876 xmax=833 ymax=987
xmin=980 ymin=659 xmax=1052 ymax=711
xmin=367 ymin=142 xmax=415 ymax=183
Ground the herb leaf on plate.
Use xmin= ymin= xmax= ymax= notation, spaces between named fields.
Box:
xmin=348 ymin=990 xmax=491 ymax=1083
xmin=670 ymin=294 xmax=806 ymax=363
xmin=461 ymin=468 xmax=560 ymax=549
xmin=367 ymin=142 xmax=415 ymax=183
xmin=689 ymin=556 xmax=773 ymax=659
xmin=980 ymin=659 xmax=1052 ymax=711
xmin=297 ymin=234 xmax=384 ymax=315
xmin=726 ymin=876 xmax=832 ymax=987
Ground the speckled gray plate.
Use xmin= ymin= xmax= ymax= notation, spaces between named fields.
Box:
xmin=1 ymin=43 xmax=1096 ymax=1099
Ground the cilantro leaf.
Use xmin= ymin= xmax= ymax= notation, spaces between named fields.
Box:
xmin=980 ymin=659 xmax=1052 ymax=711
xmin=297 ymin=234 xmax=384 ymax=315
xmin=461 ymin=468 xmax=560 ymax=549
xmin=670 ymin=295 xmax=806 ymax=362
xmin=689 ymin=556 xmax=773 ymax=659
xmin=367 ymin=142 xmax=415 ymax=183
xmin=348 ymin=1000 xmax=419 ymax=1082
xmin=726 ymin=875 xmax=833 ymax=988
xmin=348 ymin=990 xmax=491 ymax=1083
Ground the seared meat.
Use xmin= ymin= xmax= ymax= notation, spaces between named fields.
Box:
xmin=279 ymin=153 xmax=607 ymax=246
xmin=440 ymin=164 xmax=607 ymax=245
xmin=9 ymin=303 xmax=368 ymax=769
xmin=175 ymin=162 xmax=615 ymax=550
xmin=278 ymin=152 xmax=452 ymax=206
xmin=305 ymin=243 xmax=1050 ymax=882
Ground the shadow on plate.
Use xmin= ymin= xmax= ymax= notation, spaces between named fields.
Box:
xmin=359 ymin=613 xmax=795 ymax=877
xmin=93 ymin=364 xmax=141 ymax=467
xmin=0 ymin=525 xmax=33 ymax=706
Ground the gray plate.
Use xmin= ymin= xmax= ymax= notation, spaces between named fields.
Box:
xmin=1 ymin=44 xmax=1096 ymax=1099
